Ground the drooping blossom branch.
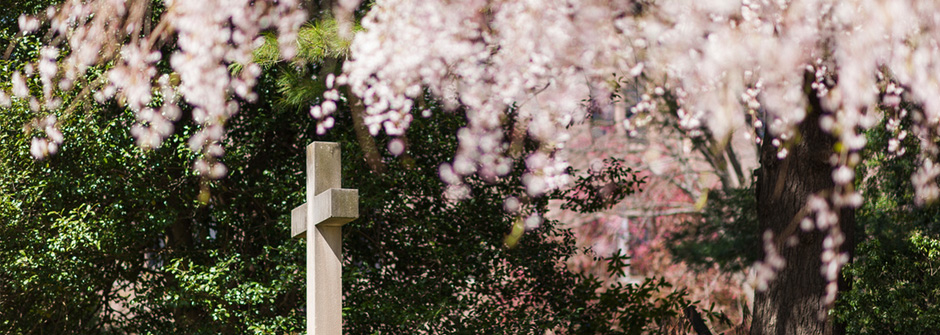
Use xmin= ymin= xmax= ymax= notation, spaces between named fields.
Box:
xmin=323 ymin=0 xmax=940 ymax=299
xmin=6 ymin=0 xmax=306 ymax=178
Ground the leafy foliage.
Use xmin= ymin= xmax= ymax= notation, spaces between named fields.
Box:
xmin=666 ymin=184 xmax=760 ymax=273
xmin=334 ymin=103 xmax=695 ymax=334
xmin=557 ymin=158 xmax=646 ymax=214
xmin=834 ymin=109 xmax=940 ymax=335
xmin=0 ymin=32 xmax=309 ymax=333
xmin=253 ymin=17 xmax=358 ymax=68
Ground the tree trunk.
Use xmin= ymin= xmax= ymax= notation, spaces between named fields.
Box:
xmin=750 ymin=80 xmax=855 ymax=335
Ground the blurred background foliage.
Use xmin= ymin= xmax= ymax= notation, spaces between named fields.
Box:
xmin=666 ymin=184 xmax=760 ymax=274
xmin=665 ymin=100 xmax=940 ymax=334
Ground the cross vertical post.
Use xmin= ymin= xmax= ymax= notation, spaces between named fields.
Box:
xmin=290 ymin=142 xmax=359 ymax=335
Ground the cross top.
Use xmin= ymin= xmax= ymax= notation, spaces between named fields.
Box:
xmin=290 ymin=142 xmax=359 ymax=335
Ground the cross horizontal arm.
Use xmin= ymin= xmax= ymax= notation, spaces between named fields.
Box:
xmin=291 ymin=203 xmax=307 ymax=238
xmin=291 ymin=188 xmax=359 ymax=238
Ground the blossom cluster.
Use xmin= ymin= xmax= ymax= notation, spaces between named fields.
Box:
xmin=6 ymin=0 xmax=305 ymax=178
xmin=331 ymin=0 xmax=940 ymax=297
xmin=331 ymin=0 xmax=940 ymax=198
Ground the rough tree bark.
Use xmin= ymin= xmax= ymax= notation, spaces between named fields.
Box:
xmin=750 ymin=76 xmax=855 ymax=335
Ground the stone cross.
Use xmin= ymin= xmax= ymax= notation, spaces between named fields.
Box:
xmin=290 ymin=142 xmax=359 ymax=335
